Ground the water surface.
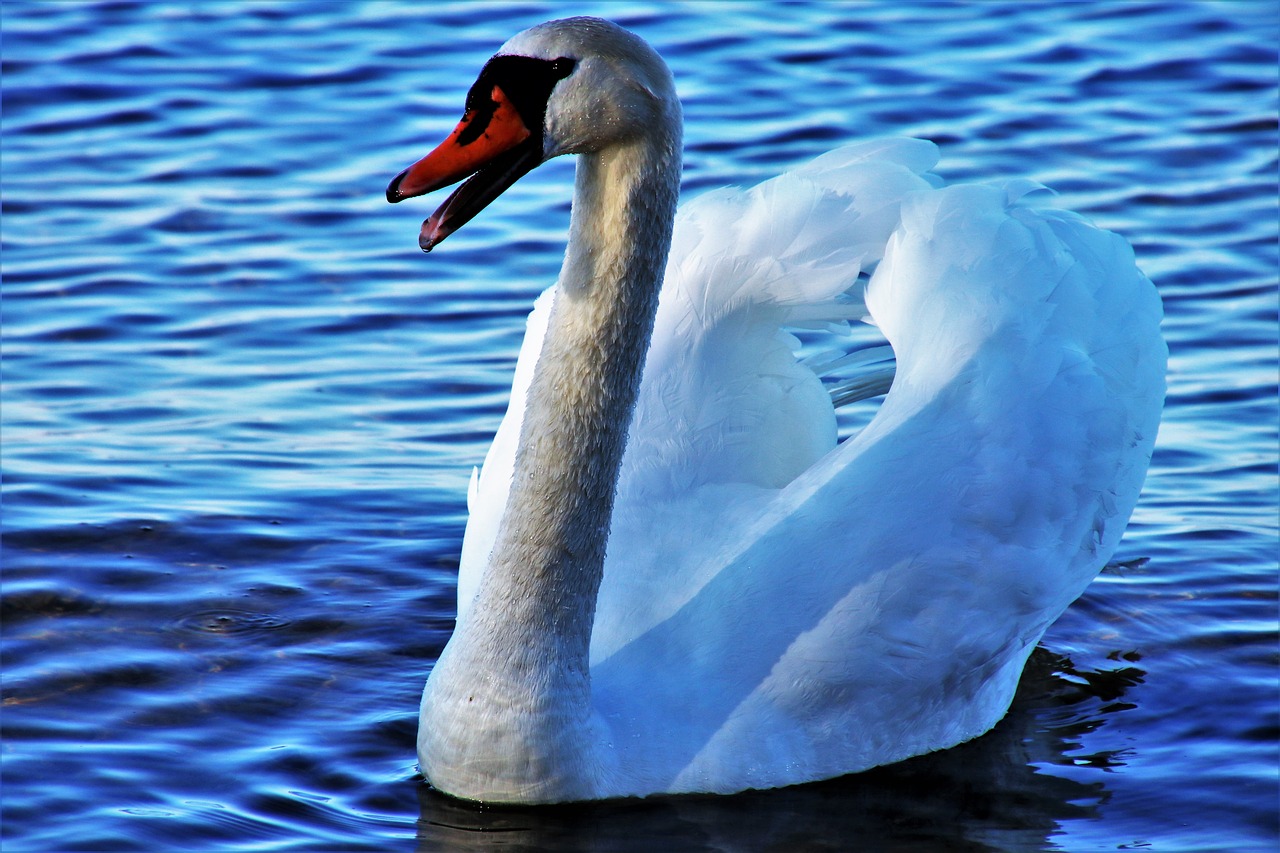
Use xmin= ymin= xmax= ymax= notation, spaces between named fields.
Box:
xmin=3 ymin=2 xmax=1277 ymax=850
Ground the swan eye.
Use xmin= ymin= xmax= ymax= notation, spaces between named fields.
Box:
xmin=465 ymin=55 xmax=578 ymax=138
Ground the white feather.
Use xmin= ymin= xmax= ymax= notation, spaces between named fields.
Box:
xmin=415 ymin=17 xmax=1166 ymax=804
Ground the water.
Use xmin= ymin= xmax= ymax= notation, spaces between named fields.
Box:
xmin=2 ymin=1 xmax=1275 ymax=850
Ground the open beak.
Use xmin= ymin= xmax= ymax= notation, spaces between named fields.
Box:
xmin=387 ymin=84 xmax=542 ymax=252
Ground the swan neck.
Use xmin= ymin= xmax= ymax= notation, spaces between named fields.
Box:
xmin=457 ymin=132 xmax=680 ymax=680
xmin=419 ymin=83 xmax=681 ymax=797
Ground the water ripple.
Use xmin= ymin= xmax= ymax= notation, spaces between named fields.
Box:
xmin=173 ymin=609 xmax=293 ymax=637
xmin=2 ymin=2 xmax=1275 ymax=851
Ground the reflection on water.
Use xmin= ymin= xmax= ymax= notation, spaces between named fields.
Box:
xmin=413 ymin=647 xmax=1140 ymax=852
xmin=3 ymin=0 xmax=1276 ymax=850
xmin=4 ymin=518 xmax=1150 ymax=851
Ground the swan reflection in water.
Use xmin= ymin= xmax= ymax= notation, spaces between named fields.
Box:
xmin=411 ymin=645 xmax=1148 ymax=852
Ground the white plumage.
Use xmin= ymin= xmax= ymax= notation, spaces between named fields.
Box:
xmin=391 ymin=17 xmax=1165 ymax=804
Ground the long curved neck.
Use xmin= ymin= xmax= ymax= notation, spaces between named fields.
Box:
xmin=430 ymin=126 xmax=681 ymax=798
xmin=476 ymin=136 xmax=679 ymax=661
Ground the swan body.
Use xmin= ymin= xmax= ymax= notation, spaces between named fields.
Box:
xmin=387 ymin=17 xmax=1166 ymax=804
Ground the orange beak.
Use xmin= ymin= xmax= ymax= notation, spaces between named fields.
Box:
xmin=387 ymin=84 xmax=541 ymax=252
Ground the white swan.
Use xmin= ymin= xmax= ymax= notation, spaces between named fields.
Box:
xmin=386 ymin=17 xmax=1166 ymax=804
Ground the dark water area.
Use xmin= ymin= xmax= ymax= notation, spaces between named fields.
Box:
xmin=2 ymin=2 xmax=1276 ymax=850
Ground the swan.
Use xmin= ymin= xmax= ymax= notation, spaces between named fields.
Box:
xmin=385 ymin=17 xmax=1166 ymax=804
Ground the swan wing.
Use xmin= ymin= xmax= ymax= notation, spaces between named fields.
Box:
xmin=621 ymin=138 xmax=940 ymax=498
xmin=457 ymin=139 xmax=938 ymax=618
xmin=591 ymin=176 xmax=1164 ymax=795
xmin=456 ymin=287 xmax=553 ymax=619
xmin=455 ymin=140 xmax=1165 ymax=797
xmin=593 ymin=139 xmax=942 ymax=656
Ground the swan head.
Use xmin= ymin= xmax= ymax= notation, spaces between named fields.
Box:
xmin=386 ymin=17 xmax=678 ymax=251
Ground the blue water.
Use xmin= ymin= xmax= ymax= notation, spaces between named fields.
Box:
xmin=2 ymin=1 xmax=1276 ymax=850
